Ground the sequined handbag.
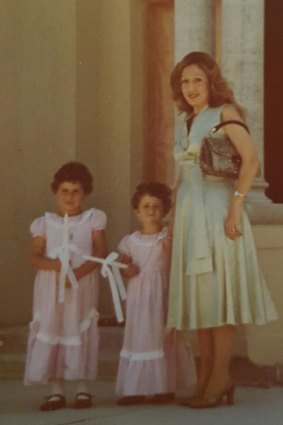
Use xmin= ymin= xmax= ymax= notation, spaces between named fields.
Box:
xmin=199 ymin=120 xmax=249 ymax=179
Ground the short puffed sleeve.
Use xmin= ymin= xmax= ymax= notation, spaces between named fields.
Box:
xmin=30 ymin=217 xmax=46 ymax=237
xmin=118 ymin=235 xmax=131 ymax=256
xmin=90 ymin=209 xmax=107 ymax=230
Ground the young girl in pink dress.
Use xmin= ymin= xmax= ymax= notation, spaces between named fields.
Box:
xmin=116 ymin=182 xmax=196 ymax=405
xmin=24 ymin=162 xmax=107 ymax=411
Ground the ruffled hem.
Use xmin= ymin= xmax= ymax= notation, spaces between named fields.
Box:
xmin=120 ymin=348 xmax=164 ymax=362
xmin=116 ymin=356 xmax=167 ymax=396
xmin=30 ymin=308 xmax=99 ymax=346
xmin=24 ymin=309 xmax=99 ymax=384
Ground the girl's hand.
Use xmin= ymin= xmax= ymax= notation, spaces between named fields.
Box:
xmin=29 ymin=236 xmax=62 ymax=272
xmin=65 ymin=277 xmax=72 ymax=289
xmin=224 ymin=199 xmax=242 ymax=240
xmin=65 ymin=263 xmax=82 ymax=289
xmin=53 ymin=258 xmax=61 ymax=273
xmin=124 ymin=263 xmax=140 ymax=278
xmin=120 ymin=255 xmax=139 ymax=278
xmin=67 ymin=229 xmax=108 ymax=282
xmin=122 ymin=254 xmax=133 ymax=266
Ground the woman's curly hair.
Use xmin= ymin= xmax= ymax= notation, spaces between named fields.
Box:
xmin=51 ymin=161 xmax=93 ymax=195
xmin=170 ymin=51 xmax=245 ymax=119
xmin=131 ymin=182 xmax=172 ymax=215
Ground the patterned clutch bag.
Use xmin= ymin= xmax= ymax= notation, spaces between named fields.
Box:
xmin=199 ymin=120 xmax=249 ymax=179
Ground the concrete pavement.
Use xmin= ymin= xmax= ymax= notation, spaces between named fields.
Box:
xmin=0 ymin=380 xmax=283 ymax=425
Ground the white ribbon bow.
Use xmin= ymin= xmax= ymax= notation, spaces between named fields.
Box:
xmin=83 ymin=252 xmax=127 ymax=323
xmin=57 ymin=244 xmax=79 ymax=303
xmin=49 ymin=213 xmax=79 ymax=303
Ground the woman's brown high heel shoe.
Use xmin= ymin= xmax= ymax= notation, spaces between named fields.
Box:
xmin=186 ymin=381 xmax=235 ymax=409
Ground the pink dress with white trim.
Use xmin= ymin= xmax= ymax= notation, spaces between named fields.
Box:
xmin=116 ymin=228 xmax=196 ymax=396
xmin=24 ymin=208 xmax=106 ymax=385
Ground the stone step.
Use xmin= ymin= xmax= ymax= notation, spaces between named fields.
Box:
xmin=1 ymin=325 xmax=281 ymax=385
xmin=0 ymin=326 xmax=29 ymax=355
xmin=0 ymin=353 xmax=26 ymax=380
xmin=0 ymin=322 xmax=123 ymax=380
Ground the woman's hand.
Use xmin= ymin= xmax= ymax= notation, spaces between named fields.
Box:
xmin=224 ymin=199 xmax=242 ymax=240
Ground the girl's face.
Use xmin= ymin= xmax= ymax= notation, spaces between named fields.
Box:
xmin=55 ymin=181 xmax=85 ymax=216
xmin=180 ymin=64 xmax=209 ymax=113
xmin=135 ymin=194 xmax=164 ymax=228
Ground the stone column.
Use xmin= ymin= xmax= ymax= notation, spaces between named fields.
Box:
xmin=174 ymin=0 xmax=215 ymax=163
xmin=221 ymin=0 xmax=269 ymax=203
xmin=175 ymin=0 xmax=214 ymax=61
xmin=145 ymin=0 xmax=174 ymax=184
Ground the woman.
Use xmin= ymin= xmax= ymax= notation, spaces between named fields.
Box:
xmin=167 ymin=51 xmax=278 ymax=408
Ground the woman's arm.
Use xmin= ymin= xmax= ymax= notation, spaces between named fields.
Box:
xmin=73 ymin=229 xmax=108 ymax=281
xmin=221 ymin=105 xmax=260 ymax=240
xmin=222 ymin=104 xmax=260 ymax=194
xmin=29 ymin=236 xmax=61 ymax=272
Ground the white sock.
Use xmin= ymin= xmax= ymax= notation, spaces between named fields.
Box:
xmin=50 ymin=379 xmax=64 ymax=398
xmin=76 ymin=380 xmax=90 ymax=399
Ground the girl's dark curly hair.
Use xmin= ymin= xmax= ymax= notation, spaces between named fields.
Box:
xmin=51 ymin=161 xmax=93 ymax=195
xmin=170 ymin=51 xmax=245 ymax=119
xmin=131 ymin=182 xmax=172 ymax=215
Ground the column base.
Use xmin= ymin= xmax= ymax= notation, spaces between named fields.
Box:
xmin=245 ymin=177 xmax=283 ymax=224
xmin=247 ymin=177 xmax=271 ymax=204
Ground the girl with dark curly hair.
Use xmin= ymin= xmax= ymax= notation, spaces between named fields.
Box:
xmin=167 ymin=52 xmax=278 ymax=408
xmin=24 ymin=162 xmax=108 ymax=411
xmin=116 ymin=182 xmax=196 ymax=405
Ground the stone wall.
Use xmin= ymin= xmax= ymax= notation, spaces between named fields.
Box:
xmin=0 ymin=0 xmax=77 ymax=325
xmin=0 ymin=0 xmax=146 ymax=325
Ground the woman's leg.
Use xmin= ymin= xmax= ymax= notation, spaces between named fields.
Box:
xmin=196 ymin=328 xmax=214 ymax=395
xmin=205 ymin=325 xmax=235 ymax=398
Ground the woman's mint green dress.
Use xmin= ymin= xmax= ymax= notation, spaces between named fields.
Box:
xmin=167 ymin=106 xmax=278 ymax=330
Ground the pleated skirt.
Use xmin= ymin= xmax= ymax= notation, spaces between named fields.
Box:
xmin=168 ymin=174 xmax=278 ymax=330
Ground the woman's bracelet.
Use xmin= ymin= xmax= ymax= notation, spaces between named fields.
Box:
xmin=234 ymin=190 xmax=245 ymax=198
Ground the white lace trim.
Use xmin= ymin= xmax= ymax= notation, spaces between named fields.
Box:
xmin=45 ymin=208 xmax=95 ymax=229
xmin=130 ymin=227 xmax=168 ymax=246
xmin=120 ymin=348 xmax=164 ymax=361
xmin=80 ymin=308 xmax=99 ymax=332
xmin=31 ymin=308 xmax=99 ymax=346
xmin=36 ymin=332 xmax=82 ymax=346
